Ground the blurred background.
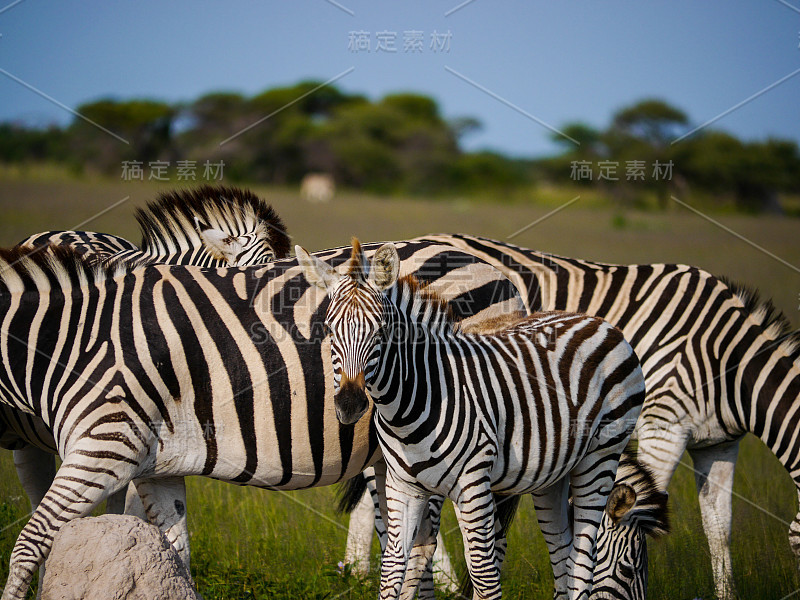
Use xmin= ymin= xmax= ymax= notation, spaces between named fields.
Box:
xmin=1 ymin=1 xmax=799 ymax=210
xmin=1 ymin=2 xmax=800 ymax=599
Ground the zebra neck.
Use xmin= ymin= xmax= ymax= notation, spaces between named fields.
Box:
xmin=366 ymin=306 xmax=457 ymax=428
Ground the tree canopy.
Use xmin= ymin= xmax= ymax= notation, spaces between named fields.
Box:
xmin=1 ymin=85 xmax=798 ymax=212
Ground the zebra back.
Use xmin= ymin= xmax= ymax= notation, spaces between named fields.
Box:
xmin=417 ymin=234 xmax=800 ymax=476
xmin=16 ymin=230 xmax=139 ymax=264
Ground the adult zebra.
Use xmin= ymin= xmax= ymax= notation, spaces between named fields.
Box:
xmin=18 ymin=184 xmax=290 ymax=268
xmin=3 ymin=185 xmax=292 ymax=571
xmin=296 ymin=240 xmax=646 ymax=600
xmin=420 ymin=233 xmax=800 ymax=599
xmin=0 ymin=236 xmax=522 ymax=600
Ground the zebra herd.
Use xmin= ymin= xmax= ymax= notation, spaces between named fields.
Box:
xmin=0 ymin=184 xmax=797 ymax=599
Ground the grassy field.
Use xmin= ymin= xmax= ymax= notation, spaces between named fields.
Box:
xmin=1 ymin=171 xmax=799 ymax=599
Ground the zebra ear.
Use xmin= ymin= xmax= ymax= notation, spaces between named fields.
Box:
xmin=295 ymin=245 xmax=341 ymax=291
xmin=368 ymin=243 xmax=400 ymax=290
xmin=196 ymin=217 xmax=242 ymax=265
xmin=606 ymin=483 xmax=637 ymax=524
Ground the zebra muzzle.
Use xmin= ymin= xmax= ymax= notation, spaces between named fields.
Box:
xmin=334 ymin=372 xmax=368 ymax=425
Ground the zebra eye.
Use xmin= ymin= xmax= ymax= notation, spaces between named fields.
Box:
xmin=619 ymin=561 xmax=635 ymax=580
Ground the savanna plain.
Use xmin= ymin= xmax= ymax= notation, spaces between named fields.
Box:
xmin=1 ymin=171 xmax=799 ymax=599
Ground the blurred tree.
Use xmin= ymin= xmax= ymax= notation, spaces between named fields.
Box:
xmin=551 ymin=122 xmax=603 ymax=157
xmin=70 ymin=99 xmax=175 ymax=173
xmin=448 ymin=116 xmax=482 ymax=143
xmin=611 ymin=98 xmax=689 ymax=145
xmin=604 ymin=99 xmax=689 ymax=209
xmin=0 ymin=124 xmax=69 ymax=163
xmin=675 ymin=132 xmax=800 ymax=213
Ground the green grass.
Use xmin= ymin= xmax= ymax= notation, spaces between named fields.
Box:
xmin=1 ymin=173 xmax=800 ymax=598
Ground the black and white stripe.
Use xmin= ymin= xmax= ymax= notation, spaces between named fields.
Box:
xmin=4 ymin=185 xmax=293 ymax=574
xmin=0 ymin=235 xmax=520 ymax=600
xmin=17 ymin=185 xmax=290 ymax=269
xmin=419 ymin=232 xmax=800 ymax=600
xmin=298 ymin=240 xmax=646 ymax=600
xmin=591 ymin=450 xmax=670 ymax=600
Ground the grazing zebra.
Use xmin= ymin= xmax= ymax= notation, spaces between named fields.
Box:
xmin=419 ymin=233 xmax=800 ymax=599
xmin=0 ymin=236 xmax=521 ymax=600
xmin=296 ymin=239 xmax=646 ymax=600
xmin=591 ymin=451 xmax=669 ymax=600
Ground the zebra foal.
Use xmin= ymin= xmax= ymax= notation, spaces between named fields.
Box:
xmin=297 ymin=239 xmax=646 ymax=600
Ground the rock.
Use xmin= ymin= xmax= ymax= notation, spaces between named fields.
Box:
xmin=41 ymin=514 xmax=199 ymax=600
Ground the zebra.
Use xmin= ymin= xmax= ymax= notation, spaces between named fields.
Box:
xmin=417 ymin=232 xmax=800 ymax=599
xmin=296 ymin=239 xmax=647 ymax=600
xmin=343 ymin=310 xmax=671 ymax=600
xmin=0 ymin=236 xmax=522 ymax=600
xmin=18 ymin=184 xmax=291 ymax=268
xmin=3 ymin=185 xmax=292 ymax=576
xmin=591 ymin=450 xmax=670 ymax=600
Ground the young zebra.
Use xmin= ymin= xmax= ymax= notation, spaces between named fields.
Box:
xmin=0 ymin=237 xmax=520 ymax=600
xmin=297 ymin=240 xmax=646 ymax=600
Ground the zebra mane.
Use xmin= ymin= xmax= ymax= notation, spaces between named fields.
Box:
xmin=0 ymin=245 xmax=120 ymax=294
xmin=136 ymin=185 xmax=290 ymax=259
xmin=389 ymin=275 xmax=459 ymax=331
xmin=719 ymin=276 xmax=800 ymax=364
xmin=614 ymin=448 xmax=670 ymax=537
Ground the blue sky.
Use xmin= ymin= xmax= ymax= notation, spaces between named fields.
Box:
xmin=1 ymin=1 xmax=798 ymax=157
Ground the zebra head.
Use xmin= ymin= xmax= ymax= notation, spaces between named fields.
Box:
xmin=296 ymin=239 xmax=400 ymax=425
xmin=590 ymin=455 xmax=670 ymax=600
xmin=195 ymin=217 xmax=283 ymax=266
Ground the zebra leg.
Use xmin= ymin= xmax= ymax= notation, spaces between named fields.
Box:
xmin=368 ymin=461 xmax=441 ymax=600
xmin=12 ymin=446 xmax=56 ymax=509
xmin=532 ymin=479 xmax=572 ymax=598
xmin=568 ymin=455 xmax=621 ymax=600
xmin=791 ymin=488 xmax=800 ymax=571
xmin=634 ymin=407 xmax=691 ymax=491
xmin=2 ymin=456 xmax=136 ymax=600
xmin=453 ymin=483 xmax=501 ymax=600
xmin=12 ymin=445 xmax=56 ymax=600
xmin=344 ymin=475 xmax=378 ymax=574
xmin=399 ymin=496 xmax=441 ymax=600
xmin=689 ymin=442 xmax=739 ymax=600
xmin=380 ymin=472 xmax=432 ymax=600
xmin=132 ymin=477 xmax=191 ymax=570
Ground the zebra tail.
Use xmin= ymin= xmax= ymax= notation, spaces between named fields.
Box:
xmin=336 ymin=473 xmax=368 ymax=514
xmin=457 ymin=493 xmax=522 ymax=599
